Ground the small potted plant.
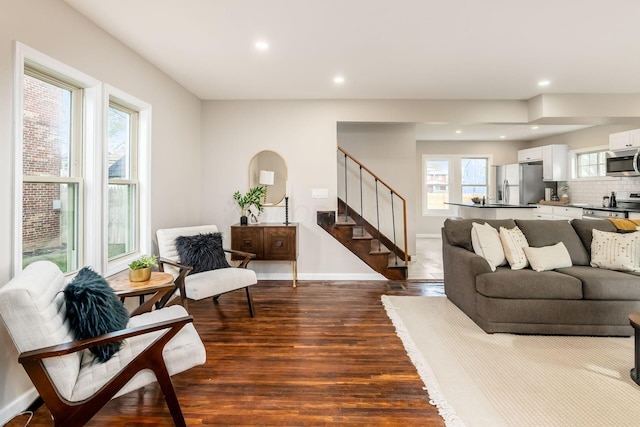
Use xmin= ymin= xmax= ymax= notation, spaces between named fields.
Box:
xmin=233 ymin=186 xmax=267 ymax=224
xmin=128 ymin=254 xmax=158 ymax=282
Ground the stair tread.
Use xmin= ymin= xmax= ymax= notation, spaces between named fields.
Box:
xmin=352 ymin=227 xmax=373 ymax=240
xmin=336 ymin=215 xmax=357 ymax=226
xmin=370 ymin=240 xmax=391 ymax=255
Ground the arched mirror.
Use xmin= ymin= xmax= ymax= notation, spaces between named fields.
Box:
xmin=249 ymin=150 xmax=287 ymax=206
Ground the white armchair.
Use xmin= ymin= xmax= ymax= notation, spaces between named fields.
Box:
xmin=156 ymin=225 xmax=258 ymax=316
xmin=0 ymin=261 xmax=206 ymax=427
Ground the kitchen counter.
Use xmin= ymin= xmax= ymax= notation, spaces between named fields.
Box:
xmin=445 ymin=202 xmax=536 ymax=220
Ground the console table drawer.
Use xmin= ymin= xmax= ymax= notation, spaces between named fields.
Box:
xmin=263 ymin=227 xmax=297 ymax=260
xmin=231 ymin=227 xmax=264 ymax=258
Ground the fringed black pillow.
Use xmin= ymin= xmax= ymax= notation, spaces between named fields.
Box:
xmin=63 ymin=267 xmax=129 ymax=363
xmin=175 ymin=232 xmax=230 ymax=274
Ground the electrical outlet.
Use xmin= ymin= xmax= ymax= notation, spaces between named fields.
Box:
xmin=311 ymin=188 xmax=329 ymax=199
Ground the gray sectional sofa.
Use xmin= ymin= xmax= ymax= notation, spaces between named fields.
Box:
xmin=442 ymin=218 xmax=640 ymax=336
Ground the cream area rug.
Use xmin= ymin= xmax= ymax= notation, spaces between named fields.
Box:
xmin=382 ymin=295 xmax=640 ymax=427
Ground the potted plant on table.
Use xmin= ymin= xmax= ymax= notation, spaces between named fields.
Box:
xmin=233 ymin=186 xmax=267 ymax=225
xmin=128 ymin=254 xmax=158 ymax=282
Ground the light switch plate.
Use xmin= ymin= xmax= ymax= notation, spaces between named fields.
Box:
xmin=311 ymin=188 xmax=329 ymax=199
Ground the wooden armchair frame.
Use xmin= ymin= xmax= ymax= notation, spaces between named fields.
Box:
xmin=158 ymin=248 xmax=256 ymax=315
xmin=18 ymin=315 xmax=194 ymax=427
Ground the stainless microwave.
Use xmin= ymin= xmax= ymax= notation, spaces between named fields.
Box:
xmin=606 ymin=149 xmax=640 ymax=177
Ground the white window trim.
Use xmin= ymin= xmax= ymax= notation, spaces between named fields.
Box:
xmin=13 ymin=42 xmax=151 ymax=278
xmin=103 ymin=84 xmax=152 ymax=277
xmin=568 ymin=144 xmax=615 ymax=182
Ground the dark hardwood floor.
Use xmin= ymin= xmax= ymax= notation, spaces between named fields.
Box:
xmin=7 ymin=280 xmax=445 ymax=426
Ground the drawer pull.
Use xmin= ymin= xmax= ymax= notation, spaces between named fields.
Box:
xmin=275 ymin=240 xmax=283 ymax=248
xmin=243 ymin=240 xmax=252 ymax=247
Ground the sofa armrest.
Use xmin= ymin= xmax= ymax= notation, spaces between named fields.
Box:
xmin=442 ymin=228 xmax=492 ymax=320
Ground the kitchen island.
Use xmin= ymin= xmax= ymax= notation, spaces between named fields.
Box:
xmin=445 ymin=202 xmax=537 ymax=220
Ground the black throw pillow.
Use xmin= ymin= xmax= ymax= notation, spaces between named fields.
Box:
xmin=63 ymin=267 xmax=129 ymax=363
xmin=175 ymin=232 xmax=230 ymax=274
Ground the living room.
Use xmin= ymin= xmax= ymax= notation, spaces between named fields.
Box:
xmin=3 ymin=1 xmax=640 ymax=425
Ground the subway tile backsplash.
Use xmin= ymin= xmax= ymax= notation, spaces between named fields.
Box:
xmin=565 ymin=177 xmax=640 ymax=206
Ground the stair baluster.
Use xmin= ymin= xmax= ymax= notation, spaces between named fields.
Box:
xmin=391 ymin=190 xmax=398 ymax=266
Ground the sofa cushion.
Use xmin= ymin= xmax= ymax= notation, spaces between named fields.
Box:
xmin=515 ymin=219 xmax=590 ymax=266
xmin=443 ymin=218 xmax=517 ymax=252
xmin=556 ymin=266 xmax=640 ymax=300
xmin=523 ymin=242 xmax=572 ymax=272
xmin=570 ymin=219 xmax=617 ymax=257
xmin=471 ymin=222 xmax=506 ymax=271
xmin=590 ymin=229 xmax=640 ymax=272
xmin=476 ymin=268 xmax=583 ymax=300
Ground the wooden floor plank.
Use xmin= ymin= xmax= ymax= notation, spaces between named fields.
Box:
xmin=5 ymin=280 xmax=445 ymax=426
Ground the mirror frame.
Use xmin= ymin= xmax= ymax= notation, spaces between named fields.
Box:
xmin=249 ymin=150 xmax=287 ymax=206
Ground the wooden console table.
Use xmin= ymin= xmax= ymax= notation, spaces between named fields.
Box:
xmin=231 ymin=223 xmax=299 ymax=287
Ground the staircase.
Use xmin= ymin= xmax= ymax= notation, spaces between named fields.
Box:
xmin=316 ymin=147 xmax=409 ymax=280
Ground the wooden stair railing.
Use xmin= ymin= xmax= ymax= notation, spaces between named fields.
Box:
xmin=316 ymin=147 xmax=410 ymax=280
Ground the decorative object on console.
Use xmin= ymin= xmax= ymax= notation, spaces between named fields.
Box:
xmin=128 ymin=254 xmax=158 ymax=282
xmin=284 ymin=196 xmax=289 ymax=225
xmin=258 ymin=169 xmax=275 ymax=203
xmin=233 ymin=185 xmax=267 ymax=224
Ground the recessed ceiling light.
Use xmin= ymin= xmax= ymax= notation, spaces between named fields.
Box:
xmin=255 ymin=40 xmax=269 ymax=51
xmin=333 ymin=75 xmax=345 ymax=84
xmin=538 ymin=80 xmax=551 ymax=87
xmin=531 ymin=126 xmax=539 ymax=130
xmin=500 ymin=135 xmax=506 ymax=139
xmin=455 ymin=130 xmax=462 ymax=134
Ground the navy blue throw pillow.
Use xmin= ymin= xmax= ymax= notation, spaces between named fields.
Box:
xmin=63 ymin=267 xmax=129 ymax=363
xmin=175 ymin=232 xmax=230 ymax=274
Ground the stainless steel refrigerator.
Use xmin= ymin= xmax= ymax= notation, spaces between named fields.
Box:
xmin=494 ymin=163 xmax=544 ymax=205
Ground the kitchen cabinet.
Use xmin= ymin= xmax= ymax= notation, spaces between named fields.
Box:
xmin=517 ymin=147 xmax=543 ymax=163
xmin=535 ymin=205 xmax=582 ymax=220
xmin=609 ymin=129 xmax=640 ymax=151
xmin=542 ymin=144 xmax=568 ymax=181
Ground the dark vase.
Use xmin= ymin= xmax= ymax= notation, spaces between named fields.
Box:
xmin=240 ymin=215 xmax=248 ymax=225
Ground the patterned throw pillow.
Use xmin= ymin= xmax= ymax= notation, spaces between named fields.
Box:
xmin=499 ymin=226 xmax=530 ymax=270
xmin=471 ymin=222 xmax=506 ymax=271
xmin=590 ymin=229 xmax=640 ymax=272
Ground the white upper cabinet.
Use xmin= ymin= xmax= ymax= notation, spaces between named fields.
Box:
xmin=609 ymin=129 xmax=640 ymax=151
xmin=517 ymin=146 xmax=543 ymax=163
xmin=542 ymin=144 xmax=568 ymax=181
xmin=518 ymin=144 xmax=568 ymax=181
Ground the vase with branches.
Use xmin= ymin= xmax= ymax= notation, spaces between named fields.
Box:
xmin=233 ymin=186 xmax=267 ymax=224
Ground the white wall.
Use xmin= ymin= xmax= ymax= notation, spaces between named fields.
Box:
xmin=0 ymin=0 xmax=202 ymax=422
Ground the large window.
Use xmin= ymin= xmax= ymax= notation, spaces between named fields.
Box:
xmin=21 ymin=68 xmax=83 ymax=273
xmin=15 ymin=43 xmax=150 ymax=276
xmin=422 ymin=154 xmax=490 ymax=215
xmin=107 ymin=102 xmax=139 ymax=260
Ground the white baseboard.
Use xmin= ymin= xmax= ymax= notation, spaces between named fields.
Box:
xmin=0 ymin=388 xmax=38 ymax=426
xmin=256 ymin=272 xmax=386 ymax=281
xmin=416 ymin=233 xmax=441 ymax=239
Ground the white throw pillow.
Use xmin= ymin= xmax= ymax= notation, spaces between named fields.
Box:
xmin=499 ymin=226 xmax=529 ymax=270
xmin=523 ymin=242 xmax=572 ymax=272
xmin=470 ymin=222 xmax=506 ymax=271
xmin=590 ymin=229 xmax=640 ymax=272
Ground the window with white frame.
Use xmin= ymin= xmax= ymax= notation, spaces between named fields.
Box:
xmin=15 ymin=43 xmax=150 ymax=276
xmin=422 ymin=154 xmax=490 ymax=215
xmin=576 ymin=150 xmax=606 ymax=178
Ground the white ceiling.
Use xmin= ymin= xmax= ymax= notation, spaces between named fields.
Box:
xmin=63 ymin=0 xmax=640 ymax=140
xmin=414 ymin=123 xmax=593 ymax=141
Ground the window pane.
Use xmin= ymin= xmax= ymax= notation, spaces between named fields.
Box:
xmin=22 ymin=182 xmax=78 ymax=273
xmin=461 ymin=158 xmax=487 ymax=185
xmin=426 ymin=160 xmax=449 ymax=210
xmin=108 ymin=106 xmax=131 ymax=179
xmin=108 ymin=184 xmax=137 ymax=259
xmin=23 ymin=74 xmax=72 ymax=177
xmin=462 ymin=186 xmax=487 ymax=203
